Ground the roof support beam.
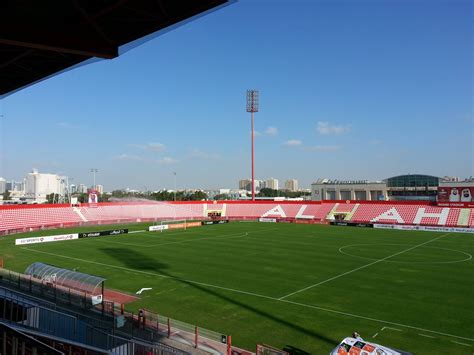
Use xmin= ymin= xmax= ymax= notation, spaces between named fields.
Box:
xmin=0 ymin=38 xmax=117 ymax=59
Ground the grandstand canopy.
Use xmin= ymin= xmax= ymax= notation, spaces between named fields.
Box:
xmin=25 ymin=262 xmax=105 ymax=296
xmin=0 ymin=0 xmax=230 ymax=98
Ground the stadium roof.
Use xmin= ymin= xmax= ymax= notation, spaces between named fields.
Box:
xmin=0 ymin=0 xmax=231 ymax=98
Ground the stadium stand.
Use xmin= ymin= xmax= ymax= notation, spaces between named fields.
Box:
xmin=0 ymin=201 xmax=473 ymax=235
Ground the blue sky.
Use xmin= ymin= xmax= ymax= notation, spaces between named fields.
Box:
xmin=0 ymin=0 xmax=472 ymax=190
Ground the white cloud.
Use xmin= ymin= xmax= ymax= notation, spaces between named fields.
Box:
xmin=129 ymin=143 xmax=166 ymax=152
xmin=113 ymin=154 xmax=143 ymax=161
xmin=157 ymin=157 xmax=178 ymax=165
xmin=284 ymin=139 xmax=303 ymax=146
xmin=190 ymin=149 xmax=220 ymax=160
xmin=265 ymin=126 xmax=278 ymax=136
xmin=253 ymin=130 xmax=262 ymax=137
xmin=317 ymin=121 xmax=351 ymax=135
xmin=145 ymin=143 xmax=166 ymax=152
xmin=305 ymin=145 xmax=342 ymax=152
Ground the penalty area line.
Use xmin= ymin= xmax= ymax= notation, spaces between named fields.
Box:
xmin=20 ymin=246 xmax=473 ymax=343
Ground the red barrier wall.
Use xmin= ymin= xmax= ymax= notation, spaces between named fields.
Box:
xmin=0 ymin=200 xmax=473 ymax=235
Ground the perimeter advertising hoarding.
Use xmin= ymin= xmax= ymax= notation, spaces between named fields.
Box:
xmin=330 ymin=222 xmax=374 ymax=228
xmin=373 ymin=224 xmax=474 ymax=233
xmin=149 ymin=225 xmax=169 ymax=231
xmin=79 ymin=229 xmax=128 ymax=238
xmin=438 ymin=186 xmax=474 ymax=202
xmin=202 ymin=220 xmax=230 ymax=225
xmin=15 ymin=233 xmax=79 ymax=245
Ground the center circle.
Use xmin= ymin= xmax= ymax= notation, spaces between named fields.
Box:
xmin=338 ymin=243 xmax=472 ymax=264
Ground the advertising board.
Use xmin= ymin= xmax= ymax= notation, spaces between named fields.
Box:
xmin=15 ymin=233 xmax=78 ymax=245
xmin=79 ymin=229 xmax=128 ymax=238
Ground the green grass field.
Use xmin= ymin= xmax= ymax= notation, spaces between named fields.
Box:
xmin=1 ymin=222 xmax=473 ymax=354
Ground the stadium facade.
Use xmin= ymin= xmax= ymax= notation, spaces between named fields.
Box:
xmin=311 ymin=174 xmax=474 ymax=202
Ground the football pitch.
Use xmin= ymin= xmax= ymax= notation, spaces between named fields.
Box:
xmin=1 ymin=222 xmax=473 ymax=354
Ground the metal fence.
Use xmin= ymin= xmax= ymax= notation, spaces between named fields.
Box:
xmin=0 ymin=286 xmax=188 ymax=354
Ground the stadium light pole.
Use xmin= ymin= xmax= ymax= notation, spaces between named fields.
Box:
xmin=246 ymin=90 xmax=259 ymax=201
xmin=90 ymin=168 xmax=98 ymax=190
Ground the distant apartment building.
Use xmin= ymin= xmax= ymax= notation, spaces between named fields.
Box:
xmin=285 ymin=179 xmax=298 ymax=192
xmin=6 ymin=180 xmax=25 ymax=192
xmin=24 ymin=169 xmax=64 ymax=202
xmin=239 ymin=179 xmax=265 ymax=193
xmin=94 ymin=184 xmax=104 ymax=194
xmin=0 ymin=177 xmax=5 ymax=194
xmin=77 ymin=184 xmax=88 ymax=193
xmin=266 ymin=178 xmax=279 ymax=190
xmin=238 ymin=179 xmax=251 ymax=191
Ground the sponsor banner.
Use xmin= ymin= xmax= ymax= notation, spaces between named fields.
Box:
xmin=78 ymin=229 xmax=128 ymax=238
xmin=438 ymin=186 xmax=474 ymax=203
xmin=149 ymin=225 xmax=169 ymax=232
xmin=373 ymin=224 xmax=419 ymax=231
xmin=373 ymin=224 xmax=474 ymax=234
xmin=437 ymin=202 xmax=474 ymax=208
xmin=330 ymin=222 xmax=374 ymax=228
xmin=422 ymin=226 xmax=474 ymax=233
xmin=15 ymin=233 xmax=78 ymax=245
xmin=186 ymin=221 xmax=202 ymax=228
xmin=202 ymin=220 xmax=230 ymax=225
xmin=259 ymin=218 xmax=277 ymax=223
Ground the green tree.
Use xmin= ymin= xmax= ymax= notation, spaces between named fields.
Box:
xmin=2 ymin=190 xmax=11 ymax=201
xmin=214 ymin=194 xmax=231 ymax=200
xmin=45 ymin=193 xmax=60 ymax=204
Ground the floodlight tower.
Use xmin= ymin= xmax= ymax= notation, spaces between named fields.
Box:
xmin=246 ymin=90 xmax=259 ymax=201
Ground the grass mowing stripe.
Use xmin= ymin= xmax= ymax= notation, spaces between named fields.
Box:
xmin=87 ymin=231 xmax=250 ymax=248
xmin=278 ymin=233 xmax=451 ymax=300
xmin=20 ymin=246 xmax=277 ymax=301
xmin=20 ymin=241 xmax=474 ymax=343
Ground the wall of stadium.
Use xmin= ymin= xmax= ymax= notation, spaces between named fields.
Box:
xmin=0 ymin=200 xmax=473 ymax=235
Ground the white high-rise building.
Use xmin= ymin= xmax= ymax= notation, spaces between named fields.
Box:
xmin=266 ymin=178 xmax=279 ymax=190
xmin=95 ymin=184 xmax=104 ymax=194
xmin=24 ymin=169 xmax=64 ymax=202
xmin=77 ymin=184 xmax=88 ymax=193
xmin=285 ymin=179 xmax=299 ymax=192
xmin=0 ymin=177 xmax=6 ymax=194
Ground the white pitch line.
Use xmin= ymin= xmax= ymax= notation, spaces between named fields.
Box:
xmin=418 ymin=333 xmax=436 ymax=339
xmin=129 ymin=230 xmax=146 ymax=234
xmin=278 ymin=233 xmax=451 ymax=300
xmin=372 ymin=332 xmax=379 ymax=338
xmin=451 ymin=340 xmax=471 ymax=347
xmin=279 ymin=299 xmax=474 ymax=342
xmin=382 ymin=326 xmax=402 ymax=332
xmin=20 ymin=245 xmax=474 ymax=343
